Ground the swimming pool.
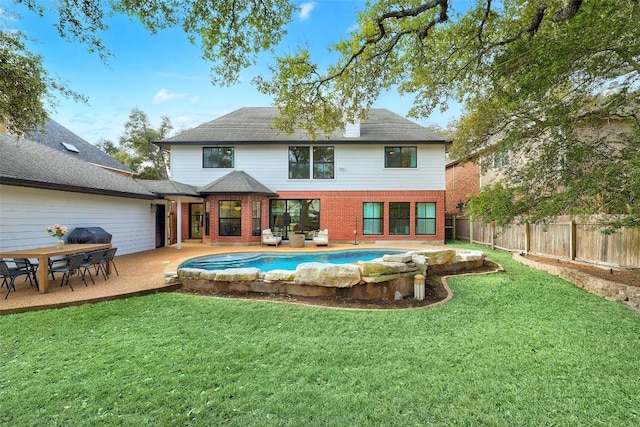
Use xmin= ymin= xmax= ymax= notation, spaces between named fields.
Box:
xmin=179 ymin=249 xmax=408 ymax=271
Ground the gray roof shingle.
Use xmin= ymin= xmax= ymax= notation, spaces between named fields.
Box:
xmin=27 ymin=120 xmax=133 ymax=173
xmin=135 ymin=180 xmax=200 ymax=197
xmin=0 ymin=134 xmax=155 ymax=199
xmin=198 ymin=170 xmax=277 ymax=196
xmin=158 ymin=107 xmax=447 ymax=145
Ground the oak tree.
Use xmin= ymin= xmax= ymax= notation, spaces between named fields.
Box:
xmin=5 ymin=0 xmax=640 ymax=230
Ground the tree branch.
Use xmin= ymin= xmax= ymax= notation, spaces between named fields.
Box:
xmin=552 ymin=0 xmax=583 ymax=22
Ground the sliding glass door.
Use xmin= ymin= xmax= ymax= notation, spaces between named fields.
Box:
xmin=269 ymin=199 xmax=320 ymax=239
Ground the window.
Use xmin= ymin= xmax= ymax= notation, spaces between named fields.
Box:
xmin=363 ymin=202 xmax=384 ymax=235
xmin=289 ymin=147 xmax=310 ymax=179
xmin=219 ymin=201 xmax=241 ymax=236
xmin=389 ymin=202 xmax=410 ymax=235
xmin=289 ymin=146 xmax=335 ymax=179
xmin=203 ymin=147 xmax=234 ymax=168
xmin=385 ymin=146 xmax=416 ymax=168
xmin=252 ymin=201 xmax=261 ymax=237
xmin=313 ymin=146 xmax=334 ymax=179
xmin=416 ymin=202 xmax=436 ymax=235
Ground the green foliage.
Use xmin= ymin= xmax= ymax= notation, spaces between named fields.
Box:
xmin=4 ymin=0 xmax=295 ymax=136
xmin=0 ymin=28 xmax=85 ymax=137
xmin=99 ymin=108 xmax=173 ymax=179
xmin=1 ymin=245 xmax=639 ymax=425
xmin=466 ymin=183 xmax=525 ymax=228
xmin=5 ymin=0 xmax=639 ymax=230
xmin=257 ymin=0 xmax=640 ymax=231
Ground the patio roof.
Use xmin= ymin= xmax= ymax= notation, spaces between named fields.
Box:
xmin=198 ymin=170 xmax=278 ymax=196
xmin=136 ymin=180 xmax=200 ymax=197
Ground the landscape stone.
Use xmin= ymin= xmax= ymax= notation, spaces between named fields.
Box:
xmin=294 ymin=262 xmax=361 ymax=288
xmin=357 ymin=260 xmax=408 ymax=277
xmin=215 ymin=267 xmax=260 ymax=282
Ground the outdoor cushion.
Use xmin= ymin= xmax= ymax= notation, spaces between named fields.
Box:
xmin=262 ymin=229 xmax=282 ymax=246
xmin=313 ymin=229 xmax=329 ymax=246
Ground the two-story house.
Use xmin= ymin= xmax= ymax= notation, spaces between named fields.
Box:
xmin=156 ymin=107 xmax=449 ymax=244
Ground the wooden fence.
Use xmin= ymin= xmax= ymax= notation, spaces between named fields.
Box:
xmin=447 ymin=215 xmax=640 ymax=269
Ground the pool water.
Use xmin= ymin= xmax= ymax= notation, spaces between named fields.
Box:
xmin=180 ymin=249 xmax=408 ymax=271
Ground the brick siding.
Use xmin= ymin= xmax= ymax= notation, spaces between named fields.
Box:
xmin=181 ymin=190 xmax=446 ymax=244
xmin=445 ymin=161 xmax=480 ymax=214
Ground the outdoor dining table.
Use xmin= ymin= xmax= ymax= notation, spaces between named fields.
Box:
xmin=0 ymin=243 xmax=111 ymax=293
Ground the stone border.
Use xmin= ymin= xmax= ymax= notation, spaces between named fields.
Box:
xmin=176 ymin=259 xmax=505 ymax=311
xmin=174 ymin=249 xmax=487 ymax=301
xmin=513 ymin=253 xmax=640 ymax=313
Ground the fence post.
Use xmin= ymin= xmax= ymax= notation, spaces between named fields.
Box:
xmin=524 ymin=222 xmax=530 ymax=254
xmin=569 ymin=217 xmax=576 ymax=260
xmin=452 ymin=215 xmax=457 ymax=241
xmin=469 ymin=219 xmax=474 ymax=244
xmin=491 ymin=221 xmax=496 ymax=250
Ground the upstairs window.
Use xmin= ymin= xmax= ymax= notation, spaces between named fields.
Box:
xmin=289 ymin=147 xmax=310 ymax=179
xmin=288 ymin=146 xmax=335 ymax=179
xmin=385 ymin=146 xmax=417 ymax=168
xmin=203 ymin=147 xmax=234 ymax=168
xmin=313 ymin=146 xmax=334 ymax=179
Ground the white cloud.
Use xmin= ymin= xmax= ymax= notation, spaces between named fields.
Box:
xmin=152 ymin=89 xmax=188 ymax=105
xmin=299 ymin=2 xmax=316 ymax=21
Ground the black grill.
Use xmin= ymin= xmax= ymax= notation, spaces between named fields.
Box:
xmin=66 ymin=227 xmax=112 ymax=244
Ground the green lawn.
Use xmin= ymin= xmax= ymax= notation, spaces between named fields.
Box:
xmin=1 ymin=243 xmax=639 ymax=426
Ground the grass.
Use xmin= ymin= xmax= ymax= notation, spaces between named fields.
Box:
xmin=1 ymin=243 xmax=639 ymax=426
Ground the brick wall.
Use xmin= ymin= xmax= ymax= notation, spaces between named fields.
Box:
xmin=184 ymin=190 xmax=446 ymax=244
xmin=445 ymin=161 xmax=480 ymax=214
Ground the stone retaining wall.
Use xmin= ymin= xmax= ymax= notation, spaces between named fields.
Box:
xmin=513 ymin=253 xmax=640 ymax=313
xmin=174 ymin=249 xmax=486 ymax=300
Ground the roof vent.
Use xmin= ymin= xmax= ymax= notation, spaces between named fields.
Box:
xmin=344 ymin=120 xmax=360 ymax=138
xmin=61 ymin=142 xmax=79 ymax=153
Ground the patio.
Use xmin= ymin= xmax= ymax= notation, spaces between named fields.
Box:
xmin=0 ymin=242 xmax=435 ymax=314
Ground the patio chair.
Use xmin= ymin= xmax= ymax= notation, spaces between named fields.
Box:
xmin=48 ymin=256 xmax=67 ymax=280
xmin=1 ymin=259 xmax=36 ymax=299
xmin=80 ymin=250 xmax=108 ymax=284
xmin=261 ymin=229 xmax=282 ymax=247
xmin=49 ymin=253 xmax=86 ymax=291
xmin=313 ymin=229 xmax=329 ymax=247
xmin=100 ymin=248 xmax=119 ymax=278
xmin=13 ymin=258 xmax=39 ymax=290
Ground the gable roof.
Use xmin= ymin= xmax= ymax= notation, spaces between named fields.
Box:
xmin=157 ymin=107 xmax=447 ymax=145
xmin=0 ymin=134 xmax=155 ymax=199
xmin=198 ymin=170 xmax=277 ymax=196
xmin=27 ymin=120 xmax=133 ymax=174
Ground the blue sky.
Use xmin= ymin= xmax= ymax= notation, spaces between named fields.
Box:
xmin=8 ymin=1 xmax=461 ymax=144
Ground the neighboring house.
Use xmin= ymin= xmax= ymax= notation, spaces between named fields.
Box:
xmin=155 ymin=107 xmax=449 ymax=244
xmin=445 ymin=159 xmax=480 ymax=215
xmin=0 ymin=122 xmax=161 ymax=255
xmin=27 ymin=119 xmax=134 ymax=177
xmin=445 ymin=115 xmax=633 ymax=216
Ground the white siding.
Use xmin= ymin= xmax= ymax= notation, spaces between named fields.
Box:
xmin=0 ymin=185 xmax=156 ymax=255
xmin=171 ymin=144 xmax=446 ymax=191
